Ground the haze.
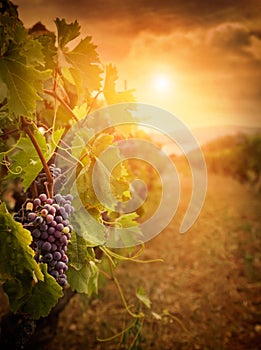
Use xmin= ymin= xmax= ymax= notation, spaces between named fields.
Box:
xmin=14 ymin=0 xmax=261 ymax=128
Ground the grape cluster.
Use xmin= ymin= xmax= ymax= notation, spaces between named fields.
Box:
xmin=14 ymin=193 xmax=73 ymax=287
xmin=27 ymin=164 xmax=66 ymax=197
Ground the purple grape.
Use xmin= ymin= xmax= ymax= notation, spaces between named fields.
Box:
xmin=39 ymin=193 xmax=47 ymax=203
xmin=32 ymin=229 xmax=41 ymax=239
xmin=28 ymin=212 xmax=37 ymax=221
xmin=49 ymin=206 xmax=56 ymax=215
xmin=60 ymin=235 xmax=68 ymax=245
xmin=34 ymin=216 xmax=43 ymax=225
xmin=33 ymin=198 xmax=41 ymax=207
xmin=59 ymin=249 xmax=65 ymax=256
xmin=65 ymin=194 xmax=73 ymax=201
xmin=44 ymin=253 xmax=53 ymax=262
xmin=48 ymin=226 xmax=55 ymax=234
xmin=55 ymin=215 xmax=63 ymax=223
xmin=40 ymin=224 xmax=48 ymax=231
xmin=42 ymin=241 xmax=52 ymax=251
xmin=54 ymin=194 xmax=62 ymax=203
xmin=51 ymin=243 xmax=57 ymax=252
xmin=62 ymin=212 xmax=68 ymax=220
xmin=50 ymin=270 xmax=59 ymax=279
xmin=50 ymin=220 xmax=57 ymax=227
xmin=49 ymin=260 xmax=57 ymax=267
xmin=48 ymin=235 xmax=55 ymax=243
xmin=37 ymin=240 xmax=43 ymax=249
xmin=54 ymin=230 xmax=62 ymax=238
xmin=56 ymin=261 xmax=65 ymax=270
xmin=61 ymin=255 xmax=68 ymax=264
xmin=46 ymin=214 xmax=54 ymax=223
xmin=64 ymin=203 xmax=72 ymax=214
xmin=43 ymin=204 xmax=51 ymax=212
xmin=53 ymin=251 xmax=62 ymax=261
xmin=46 ymin=198 xmax=53 ymax=204
xmin=58 ymin=207 xmax=66 ymax=216
xmin=40 ymin=231 xmax=48 ymax=240
xmin=53 ymin=204 xmax=59 ymax=210
xmin=56 ymin=223 xmax=64 ymax=231
xmin=58 ymin=278 xmax=67 ymax=286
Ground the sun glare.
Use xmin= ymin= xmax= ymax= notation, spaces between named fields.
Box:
xmin=153 ymin=74 xmax=170 ymax=92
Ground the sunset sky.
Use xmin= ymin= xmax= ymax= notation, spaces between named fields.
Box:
xmin=14 ymin=0 xmax=261 ymax=129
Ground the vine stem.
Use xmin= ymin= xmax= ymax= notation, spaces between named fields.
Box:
xmin=86 ymin=89 xmax=103 ymax=115
xmin=108 ymin=259 xmax=144 ymax=319
xmin=21 ymin=117 xmax=53 ymax=197
xmin=43 ymin=89 xmax=78 ymax=122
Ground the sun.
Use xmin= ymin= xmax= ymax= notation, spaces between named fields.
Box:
xmin=153 ymin=74 xmax=170 ymax=92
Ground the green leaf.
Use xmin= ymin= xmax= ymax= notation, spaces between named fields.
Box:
xmin=55 ymin=18 xmax=80 ymax=49
xmin=33 ymin=32 xmax=57 ymax=69
xmin=21 ymin=263 xmax=63 ymax=319
xmin=116 ymin=212 xmax=140 ymax=228
xmin=104 ymin=64 xmax=136 ymax=105
xmin=67 ymin=260 xmax=99 ymax=295
xmin=0 ymin=202 xmax=43 ymax=282
xmin=21 ymin=37 xmax=45 ymax=67
xmin=136 ymin=287 xmax=151 ymax=309
xmin=62 ymin=36 xmax=102 ymax=101
xmin=5 ymin=128 xmax=64 ymax=190
xmin=0 ymin=57 xmax=50 ymax=118
xmin=67 ymin=231 xmax=99 ymax=295
xmin=67 ymin=231 xmax=90 ymax=270
xmin=92 ymin=133 xmax=114 ymax=157
xmin=0 ymin=14 xmax=26 ymax=56
xmin=3 ymin=278 xmax=25 ymax=312
xmin=0 ymin=202 xmax=45 ymax=313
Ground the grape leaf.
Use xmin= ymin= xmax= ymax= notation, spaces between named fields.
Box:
xmin=0 ymin=14 xmax=26 ymax=56
xmin=21 ymin=37 xmax=45 ymax=67
xmin=0 ymin=202 xmax=44 ymax=313
xmin=21 ymin=263 xmax=63 ymax=319
xmin=68 ymin=209 xmax=105 ymax=246
xmin=62 ymin=36 xmax=102 ymax=102
xmin=2 ymin=278 xmax=26 ymax=313
xmin=0 ymin=57 xmax=50 ymax=118
xmin=103 ymin=64 xmax=136 ymax=105
xmin=29 ymin=28 xmax=57 ymax=70
xmin=67 ymin=260 xmax=98 ymax=295
xmin=116 ymin=212 xmax=140 ymax=228
xmin=66 ymin=231 xmax=90 ymax=271
xmin=136 ymin=286 xmax=151 ymax=309
xmin=0 ymin=202 xmax=43 ymax=282
xmin=67 ymin=231 xmax=99 ymax=295
xmin=5 ymin=128 xmax=64 ymax=190
xmin=55 ymin=18 xmax=81 ymax=49
xmin=92 ymin=133 xmax=114 ymax=157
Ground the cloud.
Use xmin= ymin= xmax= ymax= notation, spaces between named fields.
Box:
xmin=13 ymin=0 xmax=261 ymax=127
xmin=15 ymin=0 xmax=261 ymax=34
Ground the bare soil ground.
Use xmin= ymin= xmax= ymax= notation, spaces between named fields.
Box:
xmin=1 ymin=174 xmax=261 ymax=349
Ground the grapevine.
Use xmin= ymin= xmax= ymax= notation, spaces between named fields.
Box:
xmin=0 ymin=1 xmax=168 ymax=349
